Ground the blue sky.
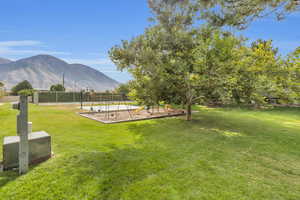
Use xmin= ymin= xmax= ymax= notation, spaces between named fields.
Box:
xmin=0 ymin=0 xmax=299 ymax=83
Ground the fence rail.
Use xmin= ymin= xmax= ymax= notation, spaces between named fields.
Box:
xmin=35 ymin=91 xmax=129 ymax=103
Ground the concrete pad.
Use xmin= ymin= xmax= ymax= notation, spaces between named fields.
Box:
xmin=3 ymin=131 xmax=51 ymax=170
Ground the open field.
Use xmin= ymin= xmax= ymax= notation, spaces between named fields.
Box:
xmin=0 ymin=103 xmax=300 ymax=200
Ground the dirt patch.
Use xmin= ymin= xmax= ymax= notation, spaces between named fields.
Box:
xmin=79 ymin=109 xmax=186 ymax=124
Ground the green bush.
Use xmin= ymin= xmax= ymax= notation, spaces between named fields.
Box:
xmin=50 ymin=84 xmax=65 ymax=91
xmin=11 ymin=80 xmax=33 ymax=95
xmin=18 ymin=89 xmax=35 ymax=96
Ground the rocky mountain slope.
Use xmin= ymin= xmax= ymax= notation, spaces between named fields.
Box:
xmin=0 ymin=57 xmax=12 ymax=64
xmin=0 ymin=55 xmax=119 ymax=91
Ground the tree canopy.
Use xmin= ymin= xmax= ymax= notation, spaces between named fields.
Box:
xmin=11 ymin=80 xmax=33 ymax=96
xmin=110 ymin=26 xmax=296 ymax=120
xmin=109 ymin=0 xmax=300 ymax=121
xmin=50 ymin=84 xmax=66 ymax=92
xmin=148 ymin=0 xmax=300 ymax=29
xmin=114 ymin=83 xmax=131 ymax=96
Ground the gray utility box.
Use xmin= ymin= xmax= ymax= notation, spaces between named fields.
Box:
xmin=3 ymin=131 xmax=51 ymax=170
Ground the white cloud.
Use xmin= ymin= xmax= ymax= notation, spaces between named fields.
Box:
xmin=0 ymin=40 xmax=42 ymax=47
xmin=0 ymin=48 xmax=70 ymax=56
xmin=0 ymin=40 xmax=70 ymax=57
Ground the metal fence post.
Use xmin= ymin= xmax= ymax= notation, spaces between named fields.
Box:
xmin=80 ymin=91 xmax=83 ymax=109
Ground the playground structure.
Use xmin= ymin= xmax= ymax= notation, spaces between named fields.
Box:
xmin=79 ymin=92 xmax=186 ymax=123
xmin=79 ymin=92 xmax=136 ymax=121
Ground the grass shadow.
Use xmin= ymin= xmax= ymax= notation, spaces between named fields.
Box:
xmin=0 ymin=170 xmax=18 ymax=188
xmin=0 ymin=145 xmax=177 ymax=199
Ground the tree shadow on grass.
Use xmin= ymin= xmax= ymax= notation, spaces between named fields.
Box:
xmin=125 ymin=111 xmax=300 ymax=158
xmin=51 ymin=145 xmax=176 ymax=200
xmin=0 ymin=158 xmax=51 ymax=189
xmin=0 ymin=169 xmax=18 ymax=188
xmin=0 ymin=146 xmax=173 ymax=200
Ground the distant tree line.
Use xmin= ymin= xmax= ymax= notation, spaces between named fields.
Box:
xmin=50 ymin=84 xmax=65 ymax=92
xmin=11 ymin=80 xmax=34 ymax=96
xmin=10 ymin=81 xmax=67 ymax=96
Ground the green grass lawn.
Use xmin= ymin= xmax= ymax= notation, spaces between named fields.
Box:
xmin=0 ymin=103 xmax=299 ymax=200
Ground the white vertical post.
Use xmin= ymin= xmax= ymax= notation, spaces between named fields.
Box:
xmin=33 ymin=91 xmax=39 ymax=105
xmin=19 ymin=95 xmax=29 ymax=174
xmin=28 ymin=122 xmax=32 ymax=134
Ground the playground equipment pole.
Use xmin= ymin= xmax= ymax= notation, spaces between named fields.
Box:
xmin=80 ymin=91 xmax=83 ymax=110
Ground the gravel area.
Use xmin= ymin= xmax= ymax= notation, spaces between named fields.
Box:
xmin=79 ymin=109 xmax=185 ymax=124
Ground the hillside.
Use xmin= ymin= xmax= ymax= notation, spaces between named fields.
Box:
xmin=0 ymin=55 xmax=119 ymax=91
xmin=0 ymin=57 xmax=12 ymax=64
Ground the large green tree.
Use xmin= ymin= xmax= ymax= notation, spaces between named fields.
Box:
xmin=50 ymin=84 xmax=65 ymax=92
xmin=231 ymin=40 xmax=291 ymax=105
xmin=11 ymin=80 xmax=33 ymax=95
xmin=285 ymin=47 xmax=300 ymax=102
xmin=110 ymin=0 xmax=297 ymax=121
xmin=114 ymin=82 xmax=131 ymax=96
xmin=110 ymin=25 xmax=244 ymax=120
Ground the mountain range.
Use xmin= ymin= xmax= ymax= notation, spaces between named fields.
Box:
xmin=0 ymin=57 xmax=12 ymax=64
xmin=0 ymin=55 xmax=119 ymax=91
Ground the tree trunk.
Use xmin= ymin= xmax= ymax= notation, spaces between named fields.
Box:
xmin=186 ymin=103 xmax=192 ymax=121
xmin=182 ymin=101 xmax=185 ymax=109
